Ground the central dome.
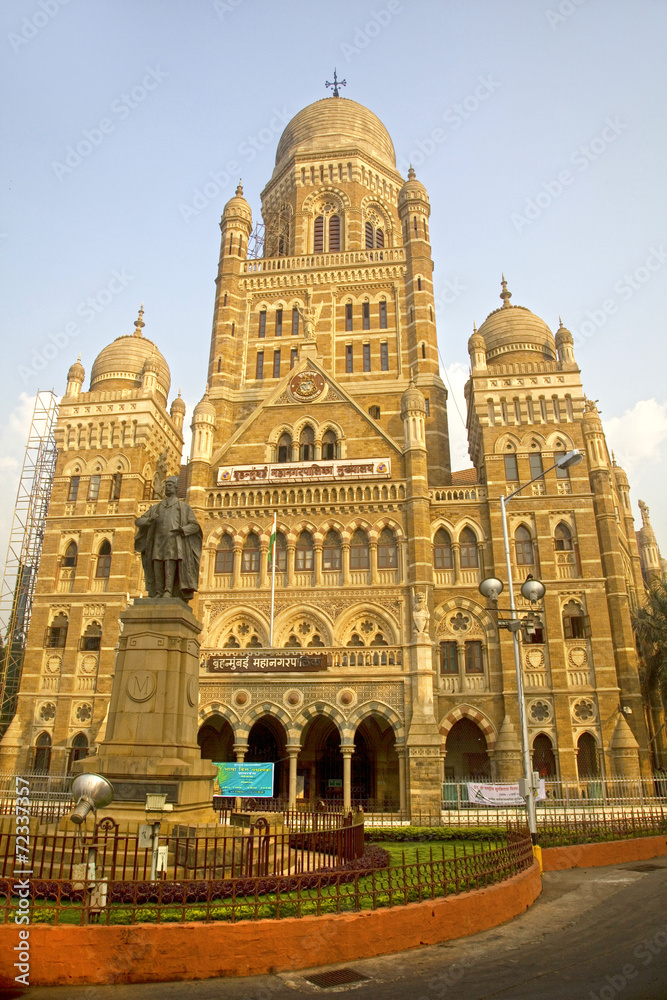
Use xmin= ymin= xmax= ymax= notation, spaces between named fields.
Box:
xmin=274 ymin=97 xmax=396 ymax=170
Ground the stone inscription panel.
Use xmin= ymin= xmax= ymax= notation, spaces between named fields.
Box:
xmin=206 ymin=652 xmax=331 ymax=673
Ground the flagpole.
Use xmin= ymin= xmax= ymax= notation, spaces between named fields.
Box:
xmin=269 ymin=512 xmax=277 ymax=647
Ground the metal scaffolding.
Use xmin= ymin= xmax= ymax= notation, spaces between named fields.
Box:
xmin=0 ymin=391 xmax=58 ymax=738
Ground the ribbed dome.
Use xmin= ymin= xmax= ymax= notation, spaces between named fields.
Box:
xmin=274 ymin=98 xmax=396 ymax=170
xmin=477 ymin=280 xmax=556 ymax=363
xmin=90 ymin=308 xmax=170 ymax=401
xmin=401 ymin=380 xmax=426 ymax=415
xmin=192 ymin=391 xmax=216 ymax=421
xmin=223 ymin=182 xmax=252 ymax=223
xmin=67 ymin=358 xmax=85 ymax=382
xmin=398 ymin=166 xmax=430 ymax=210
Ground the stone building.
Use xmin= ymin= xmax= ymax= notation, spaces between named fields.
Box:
xmin=1 ymin=94 xmax=664 ymax=812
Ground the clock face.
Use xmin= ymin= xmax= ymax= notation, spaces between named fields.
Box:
xmin=290 ymin=370 xmax=325 ymax=401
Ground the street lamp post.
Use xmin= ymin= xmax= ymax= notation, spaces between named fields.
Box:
xmin=480 ymin=449 xmax=583 ymax=848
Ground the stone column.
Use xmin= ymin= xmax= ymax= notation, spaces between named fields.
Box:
xmin=398 ymin=746 xmax=407 ymax=814
xmin=314 ymin=543 xmax=323 ymax=586
xmin=287 ymin=543 xmax=296 ymax=587
xmin=341 ymin=745 xmax=354 ymax=811
xmin=342 ymin=542 xmax=350 ymax=585
xmin=232 ymin=546 xmax=242 ymax=589
xmin=234 ymin=743 xmax=247 ymax=810
xmin=452 ymin=543 xmax=461 ymax=584
xmin=287 ymin=745 xmax=300 ymax=808
xmin=370 ymin=541 xmax=378 ymax=584
xmin=259 ymin=543 xmax=268 ymax=587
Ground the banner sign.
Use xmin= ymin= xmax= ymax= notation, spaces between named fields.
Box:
xmin=206 ymin=652 xmax=330 ymax=673
xmin=215 ymin=762 xmax=274 ymax=798
xmin=217 ymin=458 xmax=391 ymax=486
xmin=465 ymin=781 xmax=547 ymax=807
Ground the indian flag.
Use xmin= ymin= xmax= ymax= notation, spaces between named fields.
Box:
xmin=268 ymin=513 xmax=277 ymax=570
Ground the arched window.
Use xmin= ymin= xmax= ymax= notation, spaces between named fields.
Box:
xmin=214 ymin=535 xmax=234 ymax=574
xmin=365 ymin=221 xmax=374 ymax=248
xmin=68 ymin=733 xmax=89 ymax=772
xmin=299 ymin=425 xmax=314 ymax=461
xmin=241 ymin=533 xmax=260 ymax=573
xmin=322 ymin=429 xmax=337 ymax=460
xmin=274 ymin=532 xmax=287 ymax=572
xmin=322 ymin=529 xmax=342 ymax=570
xmin=378 ymin=527 xmax=398 ymax=568
xmin=46 ymin=612 xmax=68 ymax=648
xmin=532 ymin=734 xmax=557 ymax=777
xmin=313 ymin=215 xmax=324 ymax=252
xmin=350 ymin=529 xmax=370 ymax=570
xmin=577 ymin=732 xmax=599 ymax=778
xmin=375 ymin=228 xmax=384 ymax=248
xmin=459 ymin=527 xmax=479 ymax=568
xmin=295 ymin=531 xmax=314 ymax=571
xmin=369 ymin=405 xmax=381 ymax=419
xmin=32 ymin=732 xmax=52 ymax=773
xmin=328 ymin=214 xmax=340 ymax=251
xmin=515 ymin=525 xmax=535 ymax=566
xmin=562 ymin=600 xmax=591 ymax=639
xmin=433 ymin=528 xmax=453 ymax=569
xmin=95 ymin=539 xmax=112 ymax=579
xmin=277 ymin=432 xmax=292 ymax=463
xmin=554 ymin=522 xmax=573 ymax=550
xmin=63 ymin=541 xmax=78 ymax=568
xmin=81 ymin=621 xmax=102 ymax=651
xmin=365 ymin=221 xmax=385 ymax=248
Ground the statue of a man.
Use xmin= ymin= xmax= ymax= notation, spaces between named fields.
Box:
xmin=134 ymin=476 xmax=202 ymax=602
xmin=296 ymin=296 xmax=321 ymax=341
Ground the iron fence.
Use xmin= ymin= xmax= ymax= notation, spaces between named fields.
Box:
xmin=0 ymin=831 xmax=534 ymax=925
xmin=514 ymin=805 xmax=667 ymax=847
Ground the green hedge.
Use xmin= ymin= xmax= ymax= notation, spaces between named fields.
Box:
xmin=365 ymin=826 xmax=506 ymax=843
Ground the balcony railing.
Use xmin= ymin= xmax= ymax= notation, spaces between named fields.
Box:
xmin=243 ymin=248 xmax=406 ymax=274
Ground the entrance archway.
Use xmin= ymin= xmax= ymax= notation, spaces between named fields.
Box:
xmin=577 ymin=732 xmax=600 ymax=778
xmin=198 ymin=716 xmax=235 ymax=762
xmin=532 ymin=733 xmax=557 ymax=778
xmin=352 ymin=716 xmax=399 ymax=810
xmin=444 ymin=718 xmax=490 ymax=780
xmin=300 ymin=715 xmax=342 ymax=803
xmin=246 ymin=716 xmax=288 ymax=798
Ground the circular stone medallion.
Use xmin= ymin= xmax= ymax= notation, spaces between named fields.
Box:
xmin=290 ymin=370 xmax=325 ymax=402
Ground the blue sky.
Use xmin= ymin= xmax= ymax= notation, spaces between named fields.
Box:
xmin=1 ymin=0 xmax=666 ymax=559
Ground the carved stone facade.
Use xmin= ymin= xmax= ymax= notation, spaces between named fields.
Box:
xmin=2 ymin=94 xmax=663 ymax=811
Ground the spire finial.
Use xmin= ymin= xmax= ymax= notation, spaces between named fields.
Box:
xmin=558 ymin=315 xmax=564 ymax=328
xmin=77 ymin=353 xmax=81 ymax=361
xmin=133 ymin=303 xmax=145 ymax=337
xmin=500 ymin=275 xmax=512 ymax=308
xmin=236 ymin=180 xmax=243 ymax=196
xmin=473 ymin=321 xmax=477 ymax=333
xmin=325 ymin=69 xmax=346 ymax=98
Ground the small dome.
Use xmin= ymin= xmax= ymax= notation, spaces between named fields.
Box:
xmin=555 ymin=319 xmax=573 ymax=346
xmin=398 ymin=165 xmax=430 ymax=210
xmin=170 ymin=393 xmax=186 ymax=414
xmin=90 ymin=307 xmax=170 ymax=402
xmin=401 ymin=379 xmax=426 ymax=416
xmin=193 ymin=391 xmax=216 ymax=421
xmin=222 ymin=182 xmax=252 ymax=223
xmin=274 ymin=97 xmax=396 ymax=172
xmin=612 ymin=459 xmax=629 ymax=488
xmin=67 ymin=358 xmax=85 ymax=382
xmin=477 ymin=278 xmax=556 ymax=364
xmin=468 ymin=325 xmax=485 ymax=355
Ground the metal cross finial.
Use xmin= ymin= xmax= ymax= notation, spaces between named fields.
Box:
xmin=325 ymin=69 xmax=346 ymax=98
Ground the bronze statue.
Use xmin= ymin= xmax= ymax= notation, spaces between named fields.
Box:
xmin=134 ymin=476 xmax=202 ymax=601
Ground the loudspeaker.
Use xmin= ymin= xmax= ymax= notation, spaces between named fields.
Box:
xmin=69 ymin=773 xmax=114 ymax=824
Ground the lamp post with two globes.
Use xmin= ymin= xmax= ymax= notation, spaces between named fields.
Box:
xmin=479 ymin=449 xmax=584 ymax=847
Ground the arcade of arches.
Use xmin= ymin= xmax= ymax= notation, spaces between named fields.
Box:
xmin=198 ymin=712 xmax=401 ymax=809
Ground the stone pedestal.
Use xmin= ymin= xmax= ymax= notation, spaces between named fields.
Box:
xmin=494 ymin=715 xmax=523 ymax=781
xmin=73 ymin=599 xmax=216 ymax=823
xmin=609 ymin=714 xmax=641 ymax=779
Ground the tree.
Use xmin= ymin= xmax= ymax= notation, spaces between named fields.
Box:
xmin=633 ymin=576 xmax=667 ymax=686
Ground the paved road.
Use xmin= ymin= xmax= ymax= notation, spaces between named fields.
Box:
xmin=11 ymin=862 xmax=667 ymax=1000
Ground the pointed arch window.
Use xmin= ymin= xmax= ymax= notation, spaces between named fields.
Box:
xmin=322 ymin=530 xmax=342 ymax=570
xmin=241 ymin=532 xmax=260 ymax=574
xmin=515 ymin=525 xmax=535 ymax=566
xmin=554 ymin=522 xmax=573 ymax=551
xmin=563 ymin=600 xmax=591 ymax=639
xmin=277 ymin=432 xmax=292 ymax=463
xmin=63 ymin=541 xmax=78 ymax=568
xmin=95 ymin=539 xmax=112 ymax=579
xmin=433 ymin=528 xmax=453 ymax=569
xmin=322 ymin=429 xmax=338 ymax=460
xmin=45 ymin=612 xmax=68 ymax=648
xmin=295 ymin=531 xmax=314 ymax=571
xmin=365 ymin=221 xmax=385 ymax=249
xmin=32 ymin=732 xmax=52 ymax=773
xmin=350 ymin=528 xmax=370 ymax=570
xmin=459 ymin=527 xmax=479 ymax=568
xmin=378 ymin=527 xmax=398 ymax=568
xmin=68 ymin=733 xmax=89 ymax=771
xmin=299 ymin=425 xmax=315 ymax=461
xmin=81 ymin=621 xmax=102 ymax=651
xmin=214 ymin=535 xmax=234 ymax=574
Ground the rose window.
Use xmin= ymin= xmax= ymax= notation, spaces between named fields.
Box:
xmin=39 ymin=703 xmax=56 ymax=722
xmin=75 ymin=704 xmax=92 ymax=723
xmin=530 ymin=701 xmax=551 ymax=723
xmin=450 ymin=613 xmax=471 ymax=632
xmin=573 ymin=699 xmax=595 ymax=722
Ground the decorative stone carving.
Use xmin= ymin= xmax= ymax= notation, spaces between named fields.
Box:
xmin=412 ymin=590 xmax=430 ymax=636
